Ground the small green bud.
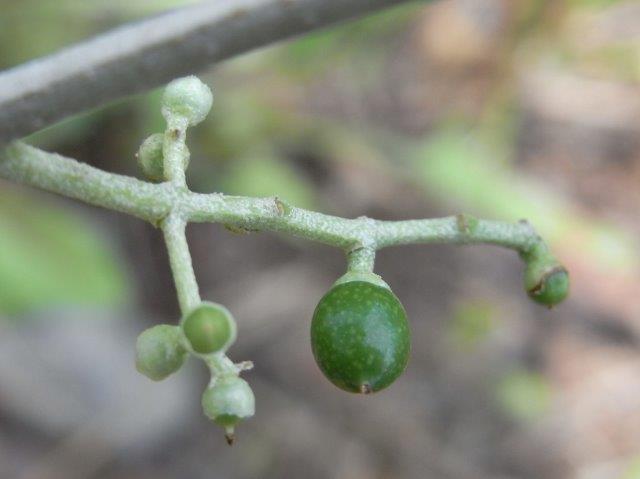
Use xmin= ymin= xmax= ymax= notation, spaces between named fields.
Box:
xmin=525 ymin=263 xmax=569 ymax=306
xmin=136 ymin=324 xmax=188 ymax=381
xmin=161 ymin=76 xmax=213 ymax=126
xmin=136 ymin=133 xmax=165 ymax=181
xmin=202 ymin=375 xmax=255 ymax=444
xmin=523 ymin=243 xmax=569 ymax=307
xmin=182 ymin=302 xmax=237 ymax=354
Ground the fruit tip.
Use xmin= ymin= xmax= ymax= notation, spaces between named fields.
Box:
xmin=224 ymin=426 xmax=235 ymax=446
xmin=360 ymin=383 xmax=372 ymax=394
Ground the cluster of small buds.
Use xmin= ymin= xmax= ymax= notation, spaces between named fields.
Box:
xmin=135 ymin=300 xmax=254 ymax=443
xmin=134 ymin=77 xmax=257 ymax=444
xmin=136 ymin=76 xmax=213 ymax=183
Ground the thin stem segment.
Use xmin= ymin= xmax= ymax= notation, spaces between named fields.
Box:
xmin=162 ymin=117 xmax=190 ymax=188
xmin=161 ymin=213 xmax=201 ymax=314
xmin=347 ymin=247 xmax=376 ymax=273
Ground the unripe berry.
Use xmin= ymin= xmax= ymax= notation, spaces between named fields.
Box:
xmin=182 ymin=302 xmax=237 ymax=354
xmin=311 ymin=274 xmax=411 ymax=394
xmin=135 ymin=324 xmax=188 ymax=381
xmin=525 ymin=261 xmax=569 ymax=306
xmin=161 ymin=76 xmax=213 ymax=126
xmin=136 ymin=133 xmax=164 ymax=181
xmin=522 ymin=243 xmax=569 ymax=307
xmin=202 ymin=375 xmax=255 ymax=444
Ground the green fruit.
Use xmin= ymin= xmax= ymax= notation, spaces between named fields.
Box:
xmin=161 ymin=76 xmax=213 ymax=126
xmin=136 ymin=324 xmax=188 ymax=381
xmin=202 ymin=375 xmax=255 ymax=444
xmin=311 ymin=279 xmax=410 ymax=393
xmin=523 ymin=243 xmax=569 ymax=307
xmin=525 ymin=264 xmax=570 ymax=306
xmin=182 ymin=302 xmax=236 ymax=354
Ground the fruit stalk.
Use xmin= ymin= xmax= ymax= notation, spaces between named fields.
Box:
xmin=162 ymin=213 xmax=201 ymax=315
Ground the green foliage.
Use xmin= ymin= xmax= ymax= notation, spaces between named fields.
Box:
xmin=0 ymin=0 xmax=93 ymax=68
xmin=622 ymin=457 xmax=640 ymax=479
xmin=0 ymin=186 xmax=128 ymax=315
xmin=568 ymin=0 xmax=627 ymax=9
xmin=410 ymin=127 xmax=639 ymax=273
xmin=0 ymin=0 xmax=196 ymax=68
xmin=221 ymin=155 xmax=317 ymax=209
xmin=450 ymin=301 xmax=495 ymax=348
xmin=496 ymin=371 xmax=550 ymax=422
xmin=277 ymin=2 xmax=421 ymax=77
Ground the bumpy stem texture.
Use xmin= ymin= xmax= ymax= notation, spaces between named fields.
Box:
xmin=0 ymin=142 xmax=543 ymax=256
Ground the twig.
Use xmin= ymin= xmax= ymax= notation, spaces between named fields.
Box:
xmin=0 ymin=0 xmax=414 ymax=144
xmin=0 ymin=142 xmax=541 ymax=256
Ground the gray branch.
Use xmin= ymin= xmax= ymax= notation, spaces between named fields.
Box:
xmin=0 ymin=0 xmax=414 ymax=144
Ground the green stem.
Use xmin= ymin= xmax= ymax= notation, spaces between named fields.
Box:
xmin=347 ymin=247 xmax=376 ymax=273
xmin=161 ymin=212 xmax=200 ymax=315
xmin=204 ymin=354 xmax=242 ymax=381
xmin=162 ymin=117 xmax=190 ymax=187
xmin=0 ymin=142 xmax=173 ymax=222
xmin=0 ymin=142 xmax=544 ymax=257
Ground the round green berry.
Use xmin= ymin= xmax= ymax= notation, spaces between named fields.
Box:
xmin=161 ymin=76 xmax=213 ymax=126
xmin=202 ymin=375 xmax=255 ymax=443
xmin=135 ymin=324 xmax=187 ymax=381
xmin=525 ymin=263 xmax=570 ymax=306
xmin=311 ymin=279 xmax=411 ymax=394
xmin=182 ymin=302 xmax=236 ymax=354
xmin=136 ymin=133 xmax=164 ymax=182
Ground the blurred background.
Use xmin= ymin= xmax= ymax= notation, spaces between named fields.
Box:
xmin=1 ymin=0 xmax=640 ymax=478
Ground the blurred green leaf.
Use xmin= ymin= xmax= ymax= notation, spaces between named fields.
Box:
xmin=409 ymin=127 xmax=639 ymax=273
xmin=276 ymin=2 xmax=420 ymax=77
xmin=496 ymin=371 xmax=550 ymax=422
xmin=568 ymin=0 xmax=628 ymax=9
xmin=221 ymin=154 xmax=317 ymax=210
xmin=622 ymin=457 xmax=640 ymax=479
xmin=450 ymin=301 xmax=496 ymax=348
xmin=0 ymin=0 xmax=197 ymax=67
xmin=0 ymin=185 xmax=130 ymax=315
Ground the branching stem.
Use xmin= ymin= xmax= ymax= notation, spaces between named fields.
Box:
xmin=0 ymin=142 xmax=543 ymax=258
xmin=347 ymin=246 xmax=377 ymax=273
